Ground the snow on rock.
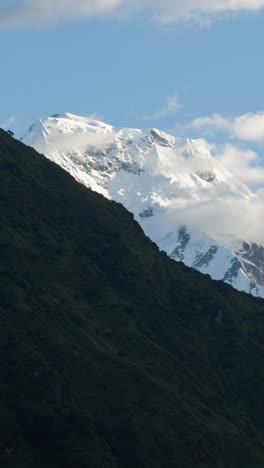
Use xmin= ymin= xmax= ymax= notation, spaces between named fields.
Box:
xmin=22 ymin=112 xmax=264 ymax=298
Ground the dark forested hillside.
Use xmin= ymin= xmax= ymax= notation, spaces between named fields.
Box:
xmin=1 ymin=129 xmax=264 ymax=468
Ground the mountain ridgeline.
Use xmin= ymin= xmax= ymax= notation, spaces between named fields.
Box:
xmin=2 ymin=129 xmax=264 ymax=467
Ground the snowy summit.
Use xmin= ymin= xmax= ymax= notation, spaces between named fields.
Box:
xmin=22 ymin=112 xmax=264 ymax=298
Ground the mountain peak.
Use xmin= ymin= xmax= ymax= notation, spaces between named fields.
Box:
xmin=22 ymin=112 xmax=260 ymax=296
xmin=23 ymin=113 xmax=113 ymax=143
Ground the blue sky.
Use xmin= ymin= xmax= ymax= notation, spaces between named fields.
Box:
xmin=1 ymin=0 xmax=264 ymax=154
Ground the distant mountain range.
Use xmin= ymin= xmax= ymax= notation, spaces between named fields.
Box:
xmin=22 ymin=112 xmax=264 ymax=297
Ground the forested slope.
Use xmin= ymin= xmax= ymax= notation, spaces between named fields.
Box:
xmin=1 ymin=130 xmax=264 ymax=468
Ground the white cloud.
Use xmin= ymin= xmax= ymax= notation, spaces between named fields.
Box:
xmin=216 ymin=144 xmax=264 ymax=184
xmin=186 ymin=114 xmax=231 ymax=134
xmin=1 ymin=0 xmax=264 ymax=28
xmin=33 ymin=129 xmax=114 ymax=156
xmin=233 ymin=113 xmax=264 ymax=141
xmin=164 ymin=192 xmax=264 ymax=245
xmin=140 ymin=94 xmax=182 ymax=122
xmin=151 ymin=142 xmax=264 ymax=243
xmin=185 ymin=112 xmax=264 ymax=143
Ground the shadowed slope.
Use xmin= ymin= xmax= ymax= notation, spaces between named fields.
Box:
xmin=1 ymin=129 xmax=264 ymax=467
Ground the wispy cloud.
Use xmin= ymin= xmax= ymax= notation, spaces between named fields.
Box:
xmin=0 ymin=115 xmax=17 ymax=130
xmin=140 ymin=94 xmax=182 ymax=122
xmin=184 ymin=112 xmax=264 ymax=143
xmin=1 ymin=0 xmax=264 ymax=29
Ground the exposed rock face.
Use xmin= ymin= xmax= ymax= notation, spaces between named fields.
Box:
xmin=171 ymin=226 xmax=191 ymax=262
xmin=158 ymin=225 xmax=264 ymax=297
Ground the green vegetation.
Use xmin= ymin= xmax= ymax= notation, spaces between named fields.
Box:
xmin=1 ymin=128 xmax=264 ymax=467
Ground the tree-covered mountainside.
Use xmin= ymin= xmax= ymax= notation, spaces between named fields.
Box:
xmin=1 ymin=129 xmax=264 ymax=468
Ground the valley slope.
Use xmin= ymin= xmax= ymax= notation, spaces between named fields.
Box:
xmin=2 ymin=129 xmax=264 ymax=467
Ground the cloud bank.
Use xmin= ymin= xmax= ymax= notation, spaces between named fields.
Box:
xmin=216 ymin=144 xmax=264 ymax=185
xmin=162 ymin=192 xmax=264 ymax=245
xmin=142 ymin=140 xmax=264 ymax=244
xmin=1 ymin=0 xmax=264 ymax=28
xmin=185 ymin=112 xmax=264 ymax=143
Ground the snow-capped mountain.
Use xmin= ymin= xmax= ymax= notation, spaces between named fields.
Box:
xmin=22 ymin=112 xmax=264 ymax=297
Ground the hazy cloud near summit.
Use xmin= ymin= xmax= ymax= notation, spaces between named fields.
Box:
xmin=140 ymin=94 xmax=182 ymax=122
xmin=2 ymin=0 xmax=264 ymax=28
